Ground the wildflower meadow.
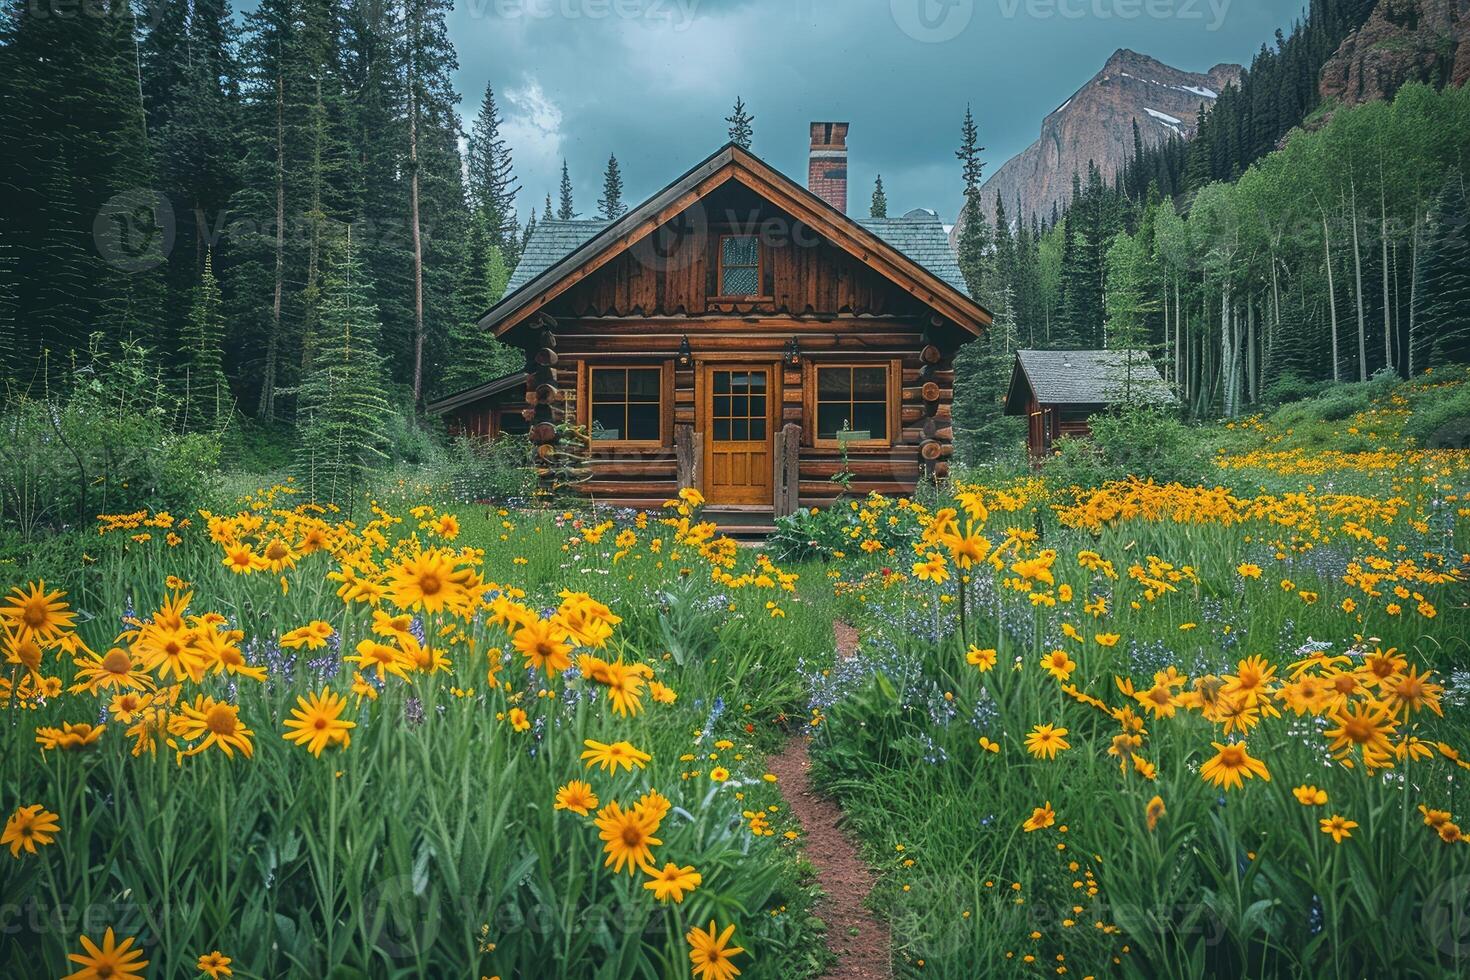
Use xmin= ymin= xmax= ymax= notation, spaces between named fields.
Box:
xmin=3 ymin=371 xmax=1470 ymax=979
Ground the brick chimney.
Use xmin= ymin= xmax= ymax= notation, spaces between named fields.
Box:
xmin=808 ymin=121 xmax=849 ymax=214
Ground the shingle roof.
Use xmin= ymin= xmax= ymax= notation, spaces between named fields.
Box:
xmin=504 ymin=220 xmax=608 ymax=293
xmin=1007 ymin=349 xmax=1176 ymax=411
xmin=504 ymin=209 xmax=970 ymax=300
xmin=424 ymin=371 xmax=528 ymax=415
xmin=855 ymin=210 xmax=969 ymax=296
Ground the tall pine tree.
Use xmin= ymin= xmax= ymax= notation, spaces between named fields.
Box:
xmin=466 ymin=83 xmax=520 ymax=262
xmin=558 ymin=159 xmax=576 ymax=219
xmin=1413 ymin=176 xmax=1470 ymax=369
xmin=725 ymin=96 xmax=754 ymax=149
xmin=183 ymin=250 xmax=231 ymax=428
xmin=870 ymin=175 xmax=888 ymax=218
xmin=295 ymin=228 xmax=391 ymax=511
xmin=598 ymin=154 xmax=627 ymax=219
xmin=954 ymin=105 xmax=993 ymax=301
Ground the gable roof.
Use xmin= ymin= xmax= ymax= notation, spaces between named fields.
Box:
xmin=506 ymin=221 xmax=607 ymax=293
xmin=1004 ymin=349 xmax=1176 ymax=414
xmin=507 ymin=209 xmax=970 ymax=298
xmin=855 ymin=211 xmax=969 ymax=296
xmin=424 ymin=371 xmax=528 ymax=416
xmin=481 ymin=143 xmax=991 ymax=338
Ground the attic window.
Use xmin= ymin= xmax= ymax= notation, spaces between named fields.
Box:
xmin=718 ymin=235 xmax=760 ymax=296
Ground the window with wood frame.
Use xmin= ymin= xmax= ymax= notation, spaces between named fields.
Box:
xmin=717 ymin=235 xmax=761 ymax=296
xmin=814 ymin=364 xmax=892 ymax=446
xmin=589 ymin=367 xmax=663 ymax=444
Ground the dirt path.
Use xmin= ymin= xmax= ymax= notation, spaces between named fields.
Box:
xmin=767 ymin=620 xmax=891 ymax=980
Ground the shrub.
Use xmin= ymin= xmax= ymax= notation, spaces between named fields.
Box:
xmin=439 ymin=434 xmax=537 ymax=503
xmin=0 ymin=340 xmax=222 ymax=539
xmin=1260 ymin=371 xmax=1329 ymax=407
xmin=1041 ymin=404 xmax=1205 ymax=489
xmin=768 ymin=493 xmax=924 ymax=563
xmin=384 ymin=405 xmax=444 ymax=465
xmin=1403 ymin=377 xmax=1470 ymax=448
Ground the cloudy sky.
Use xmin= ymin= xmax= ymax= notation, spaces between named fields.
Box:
xmin=447 ymin=0 xmax=1299 ymax=224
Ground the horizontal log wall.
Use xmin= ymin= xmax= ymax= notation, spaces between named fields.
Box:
xmin=510 ymin=316 xmax=960 ymax=510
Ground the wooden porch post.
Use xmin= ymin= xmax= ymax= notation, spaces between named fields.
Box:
xmin=675 ymin=423 xmax=701 ymax=491
xmin=773 ymin=422 xmax=801 ymax=517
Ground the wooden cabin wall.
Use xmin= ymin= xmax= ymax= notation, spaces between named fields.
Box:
xmin=508 ymin=188 xmax=973 ymax=508
xmin=446 ymin=397 xmax=531 ymax=440
xmin=553 ymin=225 xmax=939 ymax=320
xmin=520 ymin=317 xmax=959 ymax=510
xmin=1025 ymin=398 xmax=1096 ymax=460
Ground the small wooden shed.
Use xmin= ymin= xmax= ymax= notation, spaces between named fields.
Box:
xmin=428 ymin=371 xmax=530 ymax=439
xmin=1004 ymin=349 xmax=1175 ymax=459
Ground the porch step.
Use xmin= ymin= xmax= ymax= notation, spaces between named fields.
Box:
xmin=705 ymin=507 xmax=778 ymax=544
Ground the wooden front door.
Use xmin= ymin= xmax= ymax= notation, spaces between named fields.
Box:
xmin=701 ymin=365 xmax=775 ymax=505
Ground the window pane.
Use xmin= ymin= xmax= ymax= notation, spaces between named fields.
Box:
xmin=853 ymin=367 xmax=887 ymax=400
xmin=750 ymin=419 xmax=766 ymax=441
xmin=852 ymin=402 xmax=887 ymax=440
xmin=731 ymin=418 xmax=749 ymax=441
xmin=721 ymin=235 xmax=758 ymax=266
xmin=713 ymin=418 xmax=731 ymax=441
xmin=732 ymin=395 xmax=749 ymax=419
xmin=591 ymin=406 xmax=623 ymax=441
xmin=626 ymin=403 xmax=660 ymax=441
xmin=817 ymin=404 xmax=848 ymax=440
xmin=627 ymin=368 xmax=661 ymax=401
xmin=713 ymin=394 xmax=732 ymax=420
xmin=817 ymin=367 xmax=852 ymax=398
xmin=748 ymin=394 xmax=766 ymax=419
xmin=747 ymin=371 xmax=767 ymax=391
xmin=593 ymin=369 xmax=627 ymax=400
xmin=714 ymin=371 xmax=731 ymax=394
xmin=721 ymin=267 xmax=759 ymax=295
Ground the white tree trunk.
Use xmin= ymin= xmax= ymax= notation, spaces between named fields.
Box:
xmin=1220 ymin=283 xmax=1234 ymax=417
xmin=1408 ymin=211 xmax=1421 ymax=377
xmin=1381 ymin=190 xmax=1393 ymax=374
xmin=408 ymin=39 xmax=426 ymax=405
xmin=1323 ymin=213 xmax=1340 ymax=383
xmin=1349 ymin=185 xmax=1367 ymax=381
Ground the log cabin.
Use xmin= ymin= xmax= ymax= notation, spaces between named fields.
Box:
xmin=429 ymin=123 xmax=991 ymax=519
xmin=1003 ymin=349 xmax=1176 ymax=460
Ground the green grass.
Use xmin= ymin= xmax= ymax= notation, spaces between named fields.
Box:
xmin=805 ymin=372 xmax=1470 ymax=978
xmin=5 ymin=370 xmax=1470 ymax=979
xmin=1 ymin=495 xmax=837 ymax=978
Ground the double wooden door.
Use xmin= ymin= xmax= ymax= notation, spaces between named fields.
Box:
xmin=700 ymin=364 xmax=775 ymax=505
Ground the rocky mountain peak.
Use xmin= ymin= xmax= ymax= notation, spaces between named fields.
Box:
xmin=966 ymin=52 xmax=1242 ymax=229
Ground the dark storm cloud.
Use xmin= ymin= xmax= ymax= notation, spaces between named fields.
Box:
xmin=448 ymin=0 xmax=1296 ymax=224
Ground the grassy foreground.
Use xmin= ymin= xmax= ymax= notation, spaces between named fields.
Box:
xmin=2 ymin=490 xmax=836 ymax=979
xmin=810 ymin=372 xmax=1470 ymax=978
xmin=2 ymin=370 xmax=1470 ymax=979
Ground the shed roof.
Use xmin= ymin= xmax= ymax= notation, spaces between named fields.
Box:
xmin=425 ymin=371 xmax=528 ymax=416
xmin=1004 ymin=349 xmax=1176 ymax=414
